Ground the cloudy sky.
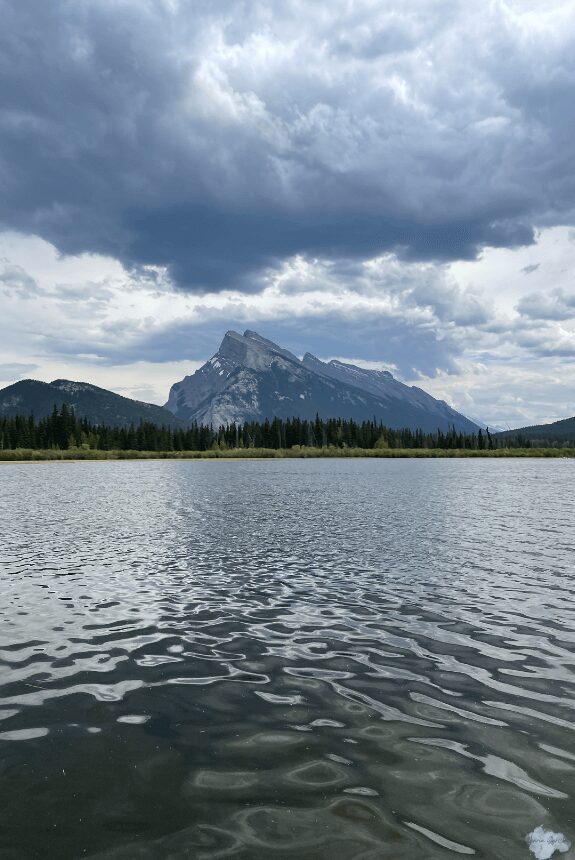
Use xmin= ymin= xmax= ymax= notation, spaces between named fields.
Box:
xmin=1 ymin=0 xmax=575 ymax=428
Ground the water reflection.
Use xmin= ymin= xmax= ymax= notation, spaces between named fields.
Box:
xmin=0 ymin=458 xmax=574 ymax=858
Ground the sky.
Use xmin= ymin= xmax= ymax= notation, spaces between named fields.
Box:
xmin=1 ymin=0 xmax=575 ymax=429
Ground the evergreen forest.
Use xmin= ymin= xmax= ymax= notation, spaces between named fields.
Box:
xmin=0 ymin=405 xmax=567 ymax=452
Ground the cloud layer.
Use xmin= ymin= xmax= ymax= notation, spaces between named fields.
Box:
xmin=1 ymin=1 xmax=575 ymax=429
xmin=2 ymin=226 xmax=575 ymax=428
xmin=1 ymin=0 xmax=575 ymax=290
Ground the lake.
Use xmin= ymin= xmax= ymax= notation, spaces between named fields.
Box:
xmin=0 ymin=459 xmax=574 ymax=859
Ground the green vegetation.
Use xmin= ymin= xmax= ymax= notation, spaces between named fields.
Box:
xmin=1 ymin=406 xmax=574 ymax=460
xmin=1 ymin=447 xmax=574 ymax=461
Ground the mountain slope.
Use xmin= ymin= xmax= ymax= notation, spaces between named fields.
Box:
xmin=302 ymin=352 xmax=478 ymax=433
xmin=165 ymin=330 xmax=479 ymax=433
xmin=0 ymin=379 xmax=183 ymax=428
xmin=496 ymin=415 xmax=575 ymax=443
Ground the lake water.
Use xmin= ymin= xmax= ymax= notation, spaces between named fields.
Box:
xmin=0 ymin=459 xmax=574 ymax=859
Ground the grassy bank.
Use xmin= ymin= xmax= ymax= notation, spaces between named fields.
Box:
xmin=1 ymin=447 xmax=575 ymax=461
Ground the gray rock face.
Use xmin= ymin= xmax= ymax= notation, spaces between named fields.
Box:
xmin=302 ymin=352 xmax=477 ymax=431
xmin=165 ymin=330 xmax=479 ymax=433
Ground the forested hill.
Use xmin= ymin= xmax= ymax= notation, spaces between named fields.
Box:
xmin=496 ymin=415 xmax=575 ymax=443
xmin=0 ymin=379 xmax=183 ymax=429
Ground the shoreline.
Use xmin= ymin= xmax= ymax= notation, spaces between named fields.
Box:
xmin=1 ymin=447 xmax=574 ymax=463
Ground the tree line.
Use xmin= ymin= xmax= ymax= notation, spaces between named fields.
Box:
xmin=0 ymin=404 xmax=564 ymax=451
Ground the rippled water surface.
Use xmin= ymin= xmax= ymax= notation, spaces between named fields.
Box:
xmin=1 ymin=458 xmax=574 ymax=859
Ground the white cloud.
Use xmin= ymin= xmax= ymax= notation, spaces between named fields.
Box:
xmin=2 ymin=226 xmax=575 ymax=425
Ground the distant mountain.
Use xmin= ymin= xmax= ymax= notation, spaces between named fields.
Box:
xmin=165 ymin=330 xmax=479 ymax=433
xmin=496 ymin=415 xmax=575 ymax=443
xmin=0 ymin=379 xmax=183 ymax=428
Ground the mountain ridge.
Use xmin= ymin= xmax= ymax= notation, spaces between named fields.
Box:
xmin=496 ymin=414 xmax=575 ymax=442
xmin=165 ymin=330 xmax=480 ymax=433
xmin=0 ymin=378 xmax=184 ymax=428
xmin=0 ymin=331 xmax=486 ymax=434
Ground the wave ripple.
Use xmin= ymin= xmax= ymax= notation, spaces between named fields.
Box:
xmin=0 ymin=458 xmax=574 ymax=859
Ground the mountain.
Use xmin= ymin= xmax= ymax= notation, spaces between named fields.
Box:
xmin=301 ymin=352 xmax=478 ymax=431
xmin=0 ymin=379 xmax=183 ymax=428
xmin=165 ymin=330 xmax=479 ymax=433
xmin=496 ymin=415 xmax=575 ymax=443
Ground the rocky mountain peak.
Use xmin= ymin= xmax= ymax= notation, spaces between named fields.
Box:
xmin=218 ymin=330 xmax=251 ymax=364
xmin=165 ymin=330 xmax=480 ymax=432
xmin=218 ymin=330 xmax=300 ymax=370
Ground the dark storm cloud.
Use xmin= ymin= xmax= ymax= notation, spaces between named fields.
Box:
xmin=0 ymin=0 xmax=574 ymax=290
